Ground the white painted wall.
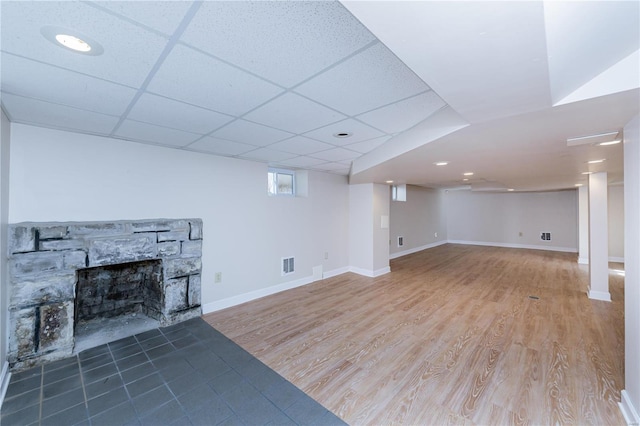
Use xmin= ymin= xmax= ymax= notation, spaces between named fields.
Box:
xmin=0 ymin=109 xmax=11 ymax=392
xmin=622 ymin=114 xmax=640 ymax=424
xmin=372 ymin=183 xmax=390 ymax=273
xmin=7 ymin=124 xmax=351 ymax=312
xmin=445 ymin=189 xmax=578 ymax=252
xmin=608 ymin=184 xmax=624 ymax=261
xmin=349 ymin=184 xmax=374 ymax=273
xmin=348 ymin=183 xmax=390 ymax=276
xmin=389 ymin=185 xmax=447 ymax=258
xmin=578 ymin=186 xmax=589 ymax=264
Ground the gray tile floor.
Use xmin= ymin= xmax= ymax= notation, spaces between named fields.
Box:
xmin=1 ymin=317 xmax=347 ymax=426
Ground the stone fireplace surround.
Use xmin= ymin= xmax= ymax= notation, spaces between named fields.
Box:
xmin=7 ymin=218 xmax=203 ymax=371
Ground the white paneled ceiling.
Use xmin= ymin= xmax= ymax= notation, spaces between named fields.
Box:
xmin=1 ymin=0 xmax=639 ymax=189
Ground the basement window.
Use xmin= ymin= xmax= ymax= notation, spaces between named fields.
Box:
xmin=268 ymin=168 xmax=295 ymax=196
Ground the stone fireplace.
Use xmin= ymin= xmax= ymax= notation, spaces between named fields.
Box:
xmin=7 ymin=219 xmax=203 ymax=371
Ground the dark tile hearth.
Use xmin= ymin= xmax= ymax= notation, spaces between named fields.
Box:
xmin=1 ymin=318 xmax=346 ymax=426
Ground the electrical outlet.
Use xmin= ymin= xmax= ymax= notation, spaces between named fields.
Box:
xmin=434 ymin=232 xmax=438 ymax=238
xmin=214 ymin=272 xmax=222 ymax=283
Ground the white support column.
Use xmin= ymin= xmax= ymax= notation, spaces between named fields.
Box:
xmin=578 ymin=185 xmax=589 ymax=264
xmin=588 ymin=172 xmax=610 ymax=301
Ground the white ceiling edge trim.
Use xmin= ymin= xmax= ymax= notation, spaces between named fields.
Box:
xmin=555 ymin=49 xmax=640 ymax=107
xmin=349 ymin=106 xmax=469 ymax=181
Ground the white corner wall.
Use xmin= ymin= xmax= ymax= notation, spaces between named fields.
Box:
xmin=445 ymin=189 xmax=578 ymax=252
xmin=608 ymin=184 xmax=624 ymax=262
xmin=7 ymin=124 xmax=351 ymax=313
xmin=348 ymin=183 xmax=390 ymax=277
xmin=621 ymin=114 xmax=640 ymax=425
xmin=0 ymin=109 xmax=11 ymax=398
xmin=389 ymin=185 xmax=447 ymax=258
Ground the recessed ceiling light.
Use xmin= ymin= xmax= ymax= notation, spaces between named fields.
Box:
xmin=575 ymin=184 xmax=583 ymax=187
xmin=40 ymin=26 xmax=104 ymax=56
xmin=581 ymin=172 xmax=593 ymax=175
xmin=333 ymin=132 xmax=352 ymax=138
xmin=463 ymin=178 xmax=469 ymax=182
xmin=55 ymin=34 xmax=91 ymax=52
xmin=463 ymin=172 xmax=474 ymax=176
xmin=385 ymin=180 xmax=394 ymax=184
xmin=507 ymin=188 xmax=515 ymax=192
xmin=598 ymin=140 xmax=621 ymax=146
xmin=434 ymin=161 xmax=448 ymax=166
xmin=587 ymin=159 xmax=606 ymax=164
xmin=567 ymin=131 xmax=619 ymax=147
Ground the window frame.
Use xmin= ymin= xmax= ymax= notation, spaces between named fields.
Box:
xmin=268 ymin=167 xmax=296 ymax=197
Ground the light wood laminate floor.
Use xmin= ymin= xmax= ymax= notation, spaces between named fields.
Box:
xmin=204 ymin=244 xmax=625 ymax=425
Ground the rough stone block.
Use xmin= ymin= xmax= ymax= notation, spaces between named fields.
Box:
xmin=164 ymin=277 xmax=188 ymax=313
xmin=10 ymin=273 xmax=76 ymax=309
xmin=9 ymin=225 xmax=36 ymax=254
xmin=162 ymin=306 xmax=201 ymax=327
xmin=67 ymin=222 xmax=129 ymax=237
xmin=189 ymin=220 xmax=203 ymax=240
xmin=10 ymin=251 xmax=64 ymax=277
xmin=188 ymin=275 xmax=201 ymax=307
xmin=64 ymin=250 xmax=88 ymax=269
xmin=163 ymin=257 xmax=202 ymax=279
xmin=38 ymin=225 xmax=68 ymax=239
xmin=8 ymin=308 xmax=36 ymax=362
xmin=181 ymin=240 xmax=202 ymax=257
xmin=157 ymin=230 xmax=189 ymax=242
xmin=131 ymin=219 xmax=188 ymax=233
xmin=39 ymin=302 xmax=74 ymax=351
xmin=88 ymin=234 xmax=157 ymax=266
xmin=39 ymin=239 xmax=84 ymax=251
xmin=158 ymin=241 xmax=180 ymax=257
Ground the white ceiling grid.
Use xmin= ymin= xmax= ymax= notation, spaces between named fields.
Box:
xmin=1 ymin=0 xmax=639 ymax=189
xmin=1 ymin=0 xmax=441 ymax=176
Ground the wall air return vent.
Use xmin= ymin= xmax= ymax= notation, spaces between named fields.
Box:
xmin=282 ymin=257 xmax=295 ymax=276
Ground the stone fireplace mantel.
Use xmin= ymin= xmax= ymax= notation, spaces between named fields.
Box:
xmin=7 ymin=218 xmax=203 ymax=371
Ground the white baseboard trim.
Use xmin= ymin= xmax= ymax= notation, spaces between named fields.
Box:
xmin=389 ymin=241 xmax=447 ymax=259
xmin=620 ymin=390 xmax=640 ymax=425
xmin=323 ymin=266 xmax=350 ymax=279
xmin=610 ymin=256 xmax=625 ymax=263
xmin=578 ymin=257 xmax=589 ymax=264
xmin=588 ymin=290 xmax=612 ymax=302
xmin=0 ymin=361 xmax=10 ymax=409
xmin=203 ymin=275 xmax=314 ymax=313
xmin=202 ymin=266 xmax=356 ymax=314
xmin=349 ymin=266 xmax=391 ymax=278
xmin=447 ymin=240 xmax=578 ymax=253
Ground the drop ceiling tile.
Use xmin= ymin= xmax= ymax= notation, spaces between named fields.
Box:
xmin=244 ymin=93 xmax=346 ymax=134
xmin=269 ymin=136 xmax=335 ymax=155
xmin=148 ymin=44 xmax=283 ymax=116
xmin=0 ymin=1 xmax=168 ymax=87
xmin=1 ymin=53 xmax=137 ymax=116
xmin=114 ymin=120 xmax=201 ymax=148
xmin=87 ymin=1 xmax=194 ymax=35
xmin=312 ymin=162 xmax=352 ymax=174
xmin=127 ymin=94 xmax=233 ymax=135
xmin=180 ymin=1 xmax=376 ymax=87
xmin=311 ymin=148 xmax=361 ymax=162
xmin=356 ymin=91 xmax=447 ymax=134
xmin=186 ymin=137 xmax=256 ymax=156
xmin=303 ymin=118 xmax=385 ymax=145
xmin=211 ymin=119 xmax=293 ymax=147
xmin=344 ymin=136 xmax=391 ymax=154
xmin=274 ymin=156 xmax=329 ymax=168
xmin=238 ymin=148 xmax=297 ymax=163
xmin=295 ymin=42 xmax=430 ymax=116
xmin=1 ymin=93 xmax=120 ymax=135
